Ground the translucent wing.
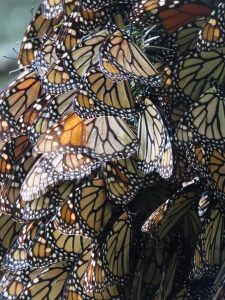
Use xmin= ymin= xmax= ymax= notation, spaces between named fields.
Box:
xmin=82 ymin=67 xmax=136 ymax=119
xmin=99 ymin=29 xmax=162 ymax=86
xmin=187 ymin=80 xmax=225 ymax=148
xmin=33 ymin=112 xmax=138 ymax=161
xmin=21 ymin=153 xmax=100 ymax=201
xmin=104 ymin=157 xmax=145 ymax=205
xmin=137 ymin=98 xmax=166 ymax=174
xmin=19 ymin=261 xmax=70 ymax=299
xmin=54 ymin=178 xmax=113 ymax=237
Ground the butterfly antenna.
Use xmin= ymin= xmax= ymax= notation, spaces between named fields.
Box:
xmin=31 ymin=0 xmax=36 ymax=17
xmin=9 ymin=66 xmax=26 ymax=75
xmin=13 ymin=47 xmax=19 ymax=55
xmin=2 ymin=56 xmax=17 ymax=61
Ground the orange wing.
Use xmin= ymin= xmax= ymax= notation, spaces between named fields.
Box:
xmin=33 ymin=112 xmax=138 ymax=160
xmin=19 ymin=5 xmax=62 ymax=68
xmin=0 ymin=71 xmax=43 ymax=142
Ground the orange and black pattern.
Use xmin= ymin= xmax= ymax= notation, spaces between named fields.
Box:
xmin=0 ymin=0 xmax=225 ymax=299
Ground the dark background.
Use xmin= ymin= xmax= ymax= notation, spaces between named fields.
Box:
xmin=0 ymin=0 xmax=38 ymax=88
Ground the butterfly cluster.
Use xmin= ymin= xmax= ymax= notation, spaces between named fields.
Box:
xmin=0 ymin=0 xmax=224 ymax=299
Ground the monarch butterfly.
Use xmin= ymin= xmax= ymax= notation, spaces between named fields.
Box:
xmin=13 ymin=220 xmax=50 ymax=273
xmin=73 ymin=88 xmax=106 ymax=119
xmin=41 ymin=0 xmax=64 ymax=18
xmin=28 ymin=218 xmax=91 ymax=267
xmin=99 ymin=50 xmax=127 ymax=82
xmin=27 ymin=225 xmax=68 ymax=267
xmin=186 ymin=80 xmax=225 ymax=148
xmin=3 ymin=238 xmax=28 ymax=271
xmin=54 ymin=178 xmax=113 ymax=238
xmin=0 ymin=143 xmax=13 ymax=182
xmin=63 ymin=0 xmax=78 ymax=16
xmin=142 ymin=182 xmax=202 ymax=241
xmin=198 ymin=3 xmax=225 ymax=52
xmin=0 ymin=272 xmax=26 ymax=299
xmin=53 ymin=198 xmax=86 ymax=237
xmin=56 ymin=7 xmax=82 ymax=55
xmin=20 ymin=152 xmax=100 ymax=201
xmin=130 ymin=0 xmax=216 ymax=33
xmin=131 ymin=235 xmax=173 ymax=300
xmin=42 ymin=58 xmax=77 ymax=95
xmin=190 ymin=199 xmax=216 ymax=283
xmin=0 ymin=71 xmax=43 ymax=142
xmin=18 ymin=5 xmax=62 ymax=68
xmin=195 ymin=202 xmax=225 ymax=277
xmin=43 ymin=28 xmax=111 ymax=94
xmin=99 ymin=29 xmax=163 ymax=86
xmin=152 ymin=248 xmax=187 ymax=300
xmin=81 ymin=68 xmax=136 ymax=119
xmin=14 ymin=195 xmax=55 ymax=222
xmin=0 ymin=146 xmax=39 ymax=216
xmin=130 ymin=0 xmax=175 ymax=27
xmin=83 ymin=250 xmax=109 ymax=294
xmin=156 ymin=133 xmax=173 ymax=179
xmin=168 ymin=17 xmax=207 ymax=55
xmin=57 ymin=27 xmax=80 ymax=60
xmin=34 ymin=35 xmax=58 ymax=77
xmin=17 ymin=94 xmax=53 ymax=137
xmin=0 ymin=266 xmax=46 ymax=299
xmin=190 ymin=241 xmax=205 ymax=281
xmin=63 ymin=249 xmax=92 ymax=298
xmin=0 ymin=214 xmax=23 ymax=266
xmin=207 ymin=148 xmax=225 ymax=199
xmin=137 ymin=98 xmax=166 ymax=174
xmin=67 ymin=4 xmax=110 ymax=35
xmin=19 ymin=261 xmax=70 ymax=299
xmin=56 ymin=4 xmax=111 ymax=56
xmin=97 ymin=210 xmax=133 ymax=286
xmin=68 ymin=27 xmax=110 ymax=76
xmin=27 ymin=89 xmax=75 ymax=143
xmin=33 ymin=111 xmax=138 ymax=161
xmin=160 ymin=50 xmax=225 ymax=102
xmin=161 ymin=0 xmax=216 ymax=33
xmin=15 ymin=181 xmax=74 ymax=221
xmin=0 ymin=136 xmax=30 ymax=183
xmin=104 ymin=157 xmax=145 ymax=205
xmin=63 ymin=212 xmax=132 ymax=297
xmin=162 ymin=100 xmax=189 ymax=132
xmin=63 ymin=248 xmax=122 ymax=299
